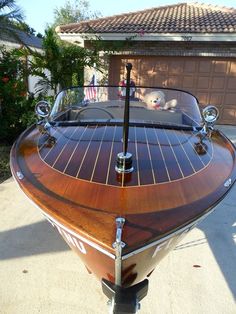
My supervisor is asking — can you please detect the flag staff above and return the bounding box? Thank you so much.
[115,63,133,174]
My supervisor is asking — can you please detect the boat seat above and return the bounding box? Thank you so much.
[75,108,183,124]
[67,101,183,125]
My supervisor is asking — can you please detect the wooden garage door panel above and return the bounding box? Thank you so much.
[156,62,168,72]
[199,60,212,73]
[197,76,210,89]
[168,61,184,74]
[211,77,225,89]
[213,61,229,74]
[227,77,236,90]
[167,76,182,87]
[222,107,236,122]
[184,61,197,72]
[225,93,236,105]
[197,92,209,105]
[209,93,224,106]
[229,62,236,75]
[155,76,168,86]
[182,76,195,88]
[109,56,236,124]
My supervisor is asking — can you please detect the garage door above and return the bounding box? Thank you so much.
[109,56,236,125]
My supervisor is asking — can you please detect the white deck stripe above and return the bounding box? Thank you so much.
[76,125,98,178]
[38,127,57,152]
[63,126,88,173]
[106,126,117,185]
[153,128,171,182]
[41,127,67,159]
[90,125,107,181]
[134,126,141,186]
[181,130,205,166]
[52,127,79,168]
[144,126,156,184]
[164,128,184,178]
[173,130,196,173]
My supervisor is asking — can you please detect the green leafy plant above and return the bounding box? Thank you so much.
[0,145,11,183]
[20,28,101,94]
[0,0,25,44]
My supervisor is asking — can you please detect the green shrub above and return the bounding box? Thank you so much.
[0,145,11,183]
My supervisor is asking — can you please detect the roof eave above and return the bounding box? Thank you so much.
[58,32,236,44]
[0,39,43,51]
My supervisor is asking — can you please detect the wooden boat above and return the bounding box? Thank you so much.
[10,64,236,313]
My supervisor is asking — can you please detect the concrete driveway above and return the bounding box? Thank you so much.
[0,126,236,314]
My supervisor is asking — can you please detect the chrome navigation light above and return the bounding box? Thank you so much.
[35,101,51,118]
[35,101,56,145]
[202,106,219,125]
[195,105,219,155]
[201,105,219,136]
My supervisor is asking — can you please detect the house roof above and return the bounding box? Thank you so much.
[56,2,236,34]
[17,31,43,49]
[0,30,43,49]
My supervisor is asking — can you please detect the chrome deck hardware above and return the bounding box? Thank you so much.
[112,217,126,286]
[16,171,24,180]
[224,178,232,188]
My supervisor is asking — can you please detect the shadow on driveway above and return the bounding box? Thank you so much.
[0,220,69,260]
[198,201,236,299]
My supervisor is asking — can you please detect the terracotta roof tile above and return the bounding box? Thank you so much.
[56,2,236,34]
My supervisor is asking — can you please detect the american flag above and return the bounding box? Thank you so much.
[84,74,97,101]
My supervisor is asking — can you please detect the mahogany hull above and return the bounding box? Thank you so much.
[10,123,236,287]
[40,205,211,287]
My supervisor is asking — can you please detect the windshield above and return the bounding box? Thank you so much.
[50,86,202,127]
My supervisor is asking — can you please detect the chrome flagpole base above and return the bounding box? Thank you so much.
[115,152,134,174]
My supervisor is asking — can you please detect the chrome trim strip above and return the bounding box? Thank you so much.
[113,217,126,286]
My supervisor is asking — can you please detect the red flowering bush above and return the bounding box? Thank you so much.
[0,46,36,143]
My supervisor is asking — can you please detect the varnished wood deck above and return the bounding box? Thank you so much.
[10,124,236,254]
[38,125,213,187]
